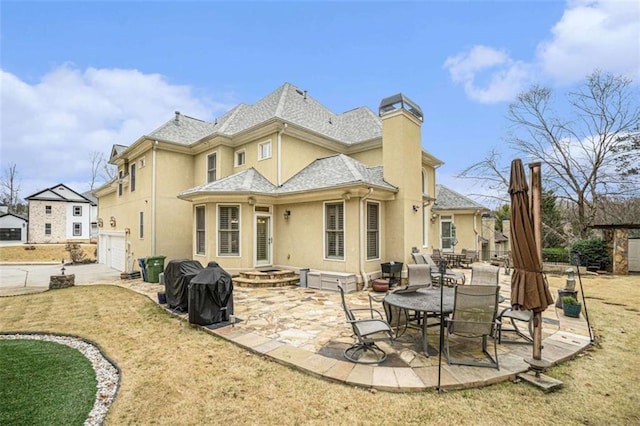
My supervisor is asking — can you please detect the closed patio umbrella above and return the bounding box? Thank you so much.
[509,159,554,361]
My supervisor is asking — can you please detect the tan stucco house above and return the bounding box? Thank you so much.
[94,83,489,282]
[26,184,97,244]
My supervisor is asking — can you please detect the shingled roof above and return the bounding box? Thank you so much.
[179,154,397,198]
[432,184,487,211]
[146,83,382,146]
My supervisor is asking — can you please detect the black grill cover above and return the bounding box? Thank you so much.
[188,262,234,326]
[164,259,203,311]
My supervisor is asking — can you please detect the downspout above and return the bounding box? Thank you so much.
[359,188,374,289]
[473,209,481,251]
[277,123,287,186]
[151,140,158,255]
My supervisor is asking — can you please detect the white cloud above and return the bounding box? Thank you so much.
[0,65,231,198]
[444,46,533,103]
[537,0,640,84]
[444,0,640,103]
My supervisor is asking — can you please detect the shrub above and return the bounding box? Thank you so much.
[570,238,610,269]
[64,243,86,264]
[542,247,569,263]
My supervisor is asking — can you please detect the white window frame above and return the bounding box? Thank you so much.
[207,152,217,183]
[258,140,272,161]
[45,205,52,214]
[195,205,206,256]
[324,201,345,261]
[366,201,380,261]
[235,150,246,167]
[73,206,82,216]
[73,222,82,236]
[217,204,241,257]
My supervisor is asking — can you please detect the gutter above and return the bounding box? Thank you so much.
[151,140,158,256]
[359,188,374,289]
[473,209,481,251]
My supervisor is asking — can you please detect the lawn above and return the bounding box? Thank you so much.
[0,276,638,425]
[0,339,97,425]
[0,243,97,263]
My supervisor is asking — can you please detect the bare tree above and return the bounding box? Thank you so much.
[457,149,511,207]
[460,71,640,239]
[89,151,116,189]
[1,163,21,213]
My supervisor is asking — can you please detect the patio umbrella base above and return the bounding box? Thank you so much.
[518,370,563,393]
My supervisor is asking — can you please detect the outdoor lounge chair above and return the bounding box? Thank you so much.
[338,282,394,364]
[444,284,501,370]
[470,264,500,285]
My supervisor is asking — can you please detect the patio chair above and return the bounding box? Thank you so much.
[498,307,533,344]
[338,282,394,364]
[411,252,427,264]
[460,249,478,268]
[444,284,501,370]
[470,264,500,285]
[423,254,466,285]
[407,264,432,287]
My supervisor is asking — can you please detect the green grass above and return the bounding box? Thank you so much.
[0,339,97,426]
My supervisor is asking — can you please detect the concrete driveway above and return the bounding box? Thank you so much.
[0,263,122,296]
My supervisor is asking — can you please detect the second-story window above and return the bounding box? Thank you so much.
[258,140,271,160]
[235,150,245,167]
[73,206,82,216]
[118,170,124,196]
[45,205,52,214]
[207,153,217,183]
[130,163,136,192]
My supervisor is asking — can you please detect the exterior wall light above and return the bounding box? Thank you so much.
[109,216,116,227]
[283,210,291,220]
[98,218,104,227]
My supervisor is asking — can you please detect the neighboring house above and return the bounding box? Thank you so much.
[95,83,484,281]
[0,211,28,245]
[81,191,99,242]
[431,185,491,254]
[26,184,97,244]
[479,213,511,261]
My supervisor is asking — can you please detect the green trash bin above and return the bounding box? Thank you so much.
[146,256,166,283]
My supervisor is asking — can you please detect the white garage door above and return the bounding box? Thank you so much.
[98,232,126,272]
[629,239,640,272]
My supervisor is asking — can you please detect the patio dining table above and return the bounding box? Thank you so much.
[384,287,455,357]
[444,253,466,268]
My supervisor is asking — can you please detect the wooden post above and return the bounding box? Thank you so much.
[529,162,543,361]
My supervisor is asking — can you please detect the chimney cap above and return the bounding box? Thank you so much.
[379,93,423,121]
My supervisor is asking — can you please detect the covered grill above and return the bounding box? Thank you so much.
[188,262,234,326]
[163,259,203,311]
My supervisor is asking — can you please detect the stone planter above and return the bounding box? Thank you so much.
[49,274,75,289]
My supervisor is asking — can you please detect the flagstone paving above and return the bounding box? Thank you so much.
[115,268,592,392]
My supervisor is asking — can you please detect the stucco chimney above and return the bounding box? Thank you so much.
[379,93,424,266]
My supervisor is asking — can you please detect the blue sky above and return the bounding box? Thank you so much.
[2,1,639,205]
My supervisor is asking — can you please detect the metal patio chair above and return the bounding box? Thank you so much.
[444,284,501,370]
[338,282,394,364]
[470,264,500,286]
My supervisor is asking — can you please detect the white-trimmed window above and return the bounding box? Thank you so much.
[73,206,82,216]
[45,223,51,235]
[139,212,144,239]
[118,170,124,196]
[366,202,379,260]
[218,205,240,256]
[130,163,136,192]
[45,205,52,214]
[235,150,246,167]
[73,223,82,236]
[207,153,217,183]
[196,205,205,255]
[258,140,272,160]
[325,202,344,259]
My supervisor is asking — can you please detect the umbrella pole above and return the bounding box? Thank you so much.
[530,162,544,361]
[437,259,446,393]
[573,255,594,342]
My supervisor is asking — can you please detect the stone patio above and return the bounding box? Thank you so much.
[118,268,593,392]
